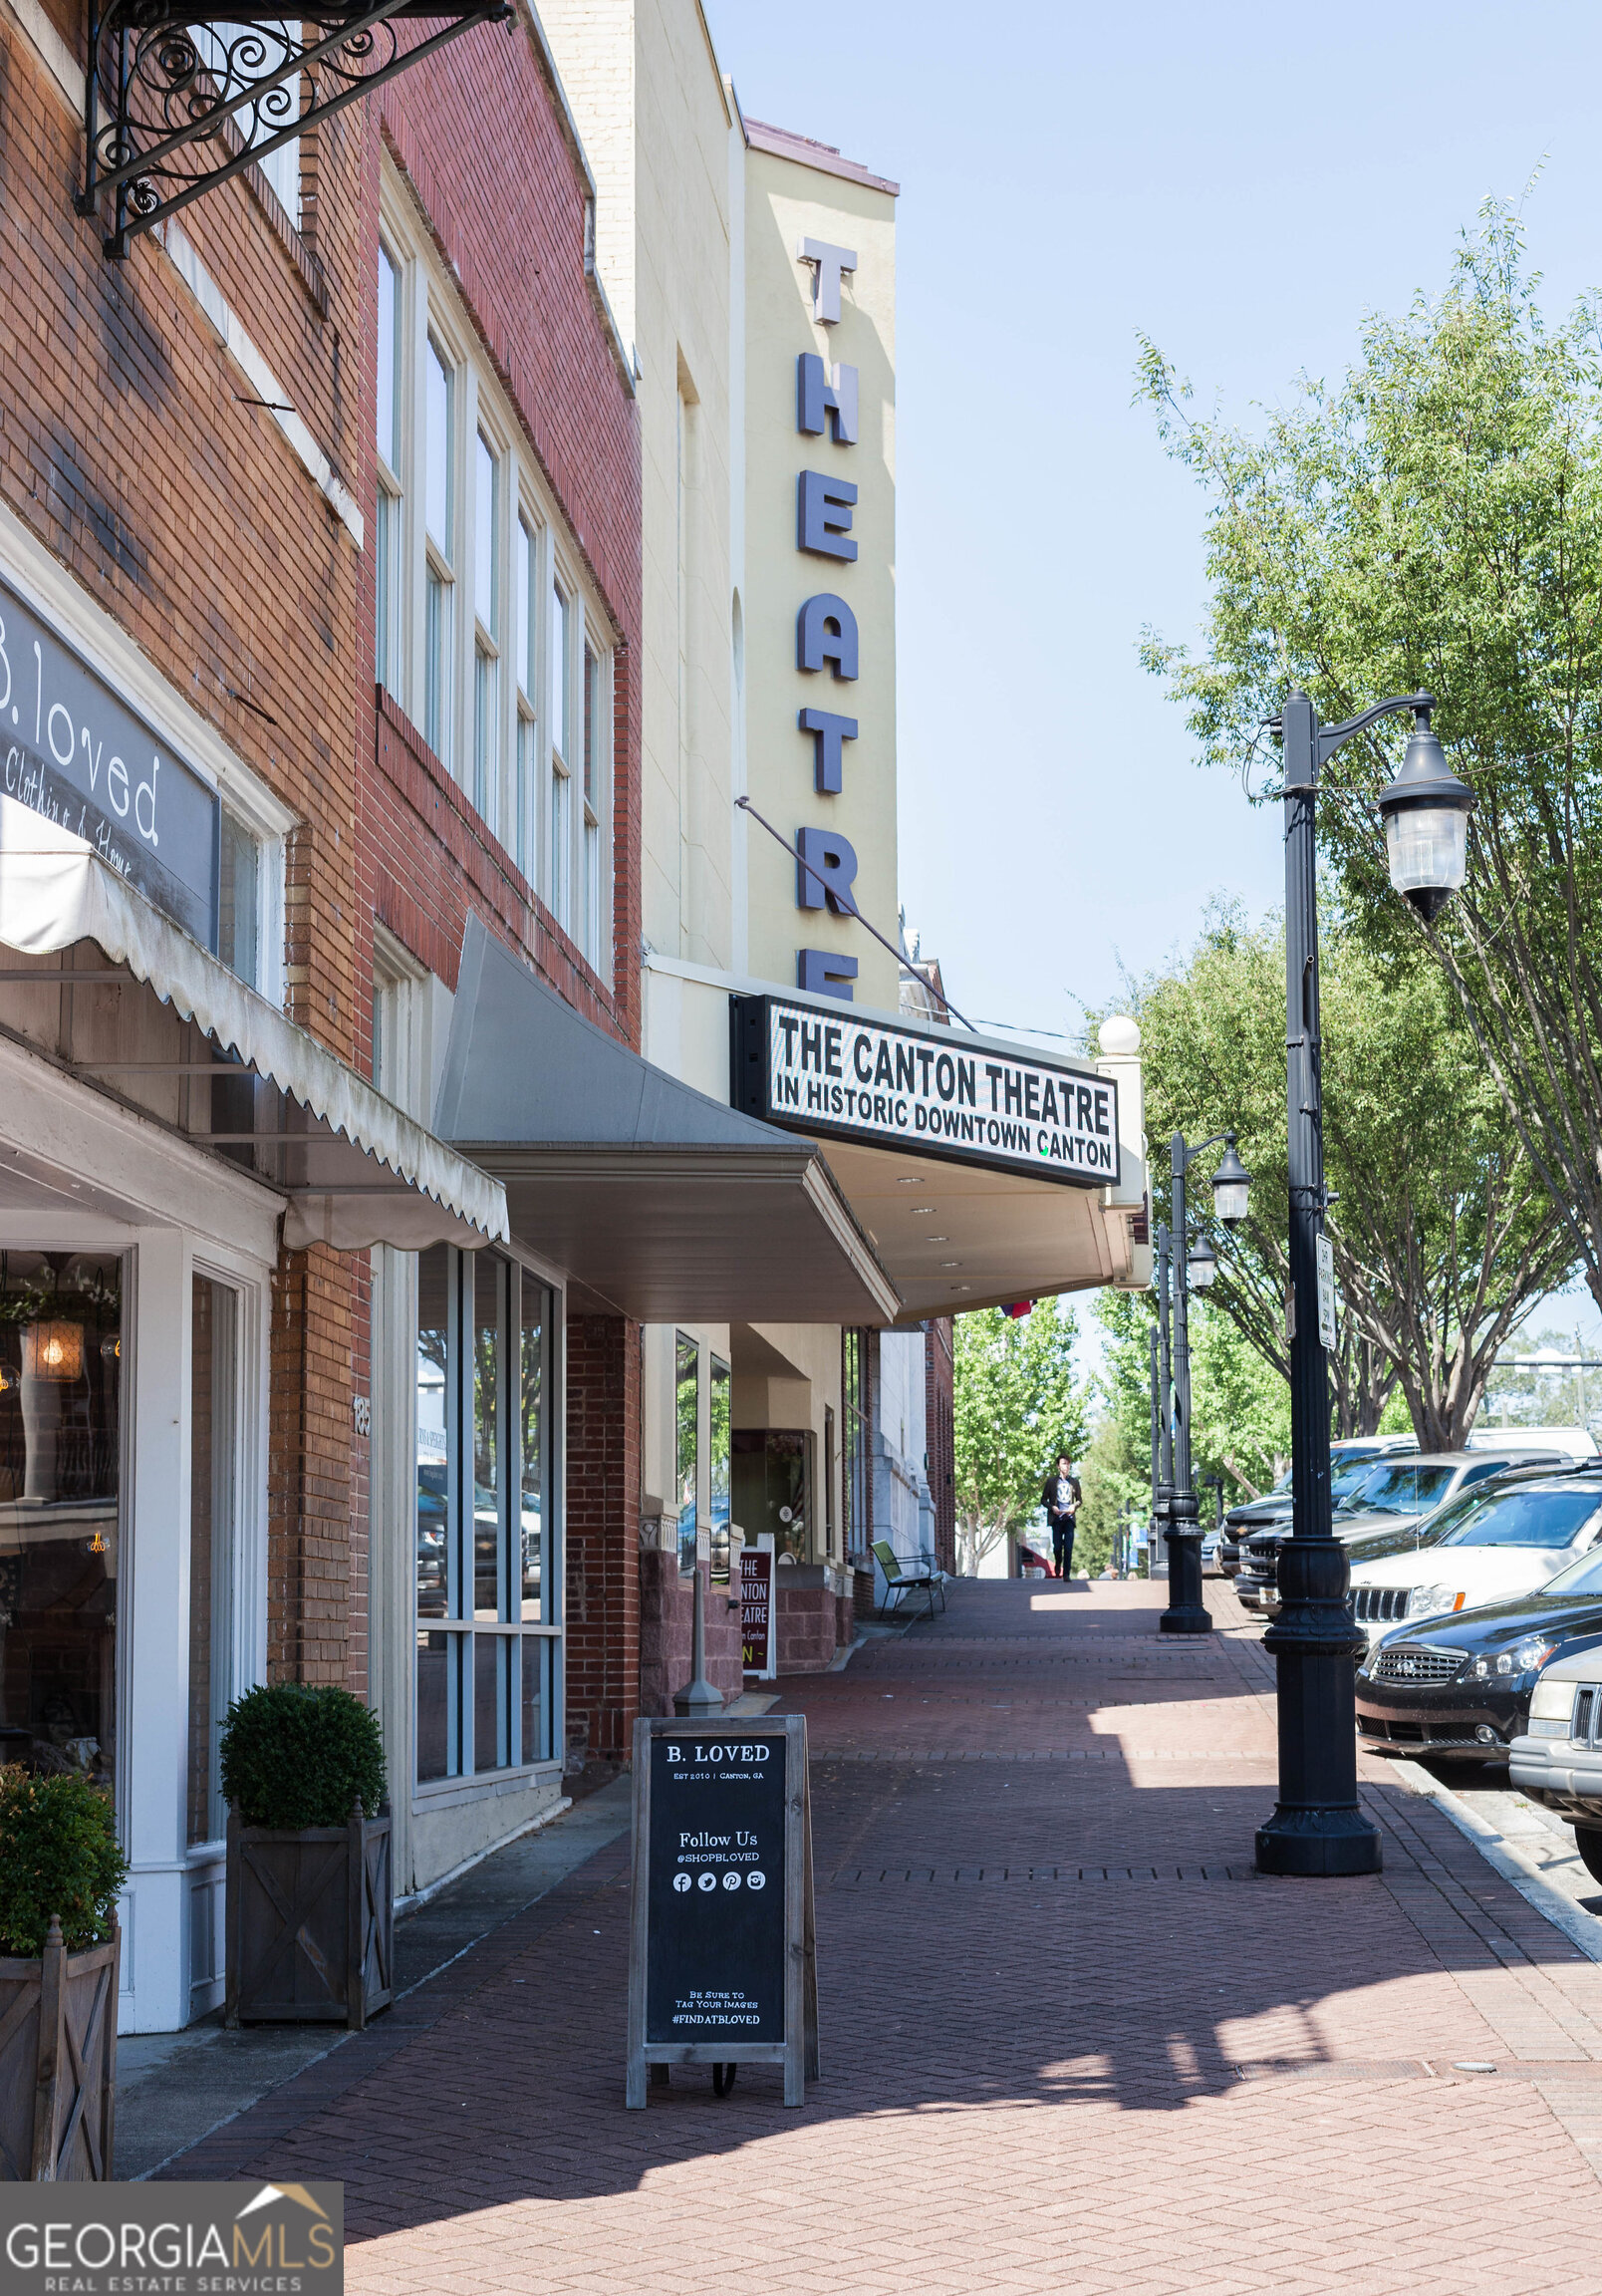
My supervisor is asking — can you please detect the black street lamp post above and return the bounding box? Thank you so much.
[1148,1320,1165,1580]
[1256,690,1473,1876]
[1161,1132,1252,1637]
[1152,1227,1174,1577]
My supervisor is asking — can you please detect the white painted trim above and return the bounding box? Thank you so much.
[0,1035,284,1261]
[159,221,363,547]
[394,1790,571,1914]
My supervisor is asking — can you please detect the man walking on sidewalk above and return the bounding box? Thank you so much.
[1042,1454,1081,1581]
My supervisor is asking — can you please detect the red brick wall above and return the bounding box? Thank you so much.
[0,24,377,1694]
[0,0,640,1717]
[639,1556,744,1721]
[564,1314,642,1763]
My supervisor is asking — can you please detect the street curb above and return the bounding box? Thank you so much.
[1388,1758,1602,1966]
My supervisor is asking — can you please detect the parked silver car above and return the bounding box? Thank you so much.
[1510,1633,1602,1884]
[1236,1450,1564,1617]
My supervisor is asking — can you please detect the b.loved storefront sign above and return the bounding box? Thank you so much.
[732,994,1119,1187]
[0,572,219,946]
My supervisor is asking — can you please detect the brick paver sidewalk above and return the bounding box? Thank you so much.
[166,1578,1602,2294]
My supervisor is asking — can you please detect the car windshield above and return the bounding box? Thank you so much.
[1332,1453,1392,1505]
[1434,1486,1602,1550]
[1348,1462,1456,1516]
[1538,1543,1602,1596]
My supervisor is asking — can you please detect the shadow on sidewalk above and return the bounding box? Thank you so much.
[155,1584,1567,2229]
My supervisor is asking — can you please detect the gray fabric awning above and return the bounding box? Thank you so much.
[435,918,900,1321]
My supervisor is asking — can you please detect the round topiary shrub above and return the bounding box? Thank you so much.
[0,1768,130,1958]
[220,1685,387,1830]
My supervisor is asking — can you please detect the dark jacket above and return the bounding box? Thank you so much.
[1042,1475,1081,1528]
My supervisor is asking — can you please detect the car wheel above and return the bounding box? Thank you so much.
[1576,1828,1602,1887]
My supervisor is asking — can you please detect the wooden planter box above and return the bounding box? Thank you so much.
[225,1807,393,2029]
[0,1919,119,2180]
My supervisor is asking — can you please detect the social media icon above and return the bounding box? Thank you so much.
[697,1871,716,1891]
[721,1871,741,1889]
[672,1872,691,1893]
[747,1870,766,1890]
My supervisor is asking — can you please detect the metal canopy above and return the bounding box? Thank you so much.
[79,0,508,258]
[814,1133,1120,1326]
[0,794,506,1252]
[436,919,900,1323]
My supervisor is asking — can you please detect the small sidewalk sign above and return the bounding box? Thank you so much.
[626,1712,818,2108]
[740,1532,776,1679]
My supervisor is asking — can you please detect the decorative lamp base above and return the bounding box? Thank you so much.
[1254,1805,1383,1877]
[1159,1524,1212,1637]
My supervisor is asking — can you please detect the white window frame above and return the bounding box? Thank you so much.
[375,234,405,701]
[379,167,615,986]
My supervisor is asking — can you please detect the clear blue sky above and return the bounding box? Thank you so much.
[703,0,1602,1052]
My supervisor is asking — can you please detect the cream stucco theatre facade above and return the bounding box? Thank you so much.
[542,1,1149,1643]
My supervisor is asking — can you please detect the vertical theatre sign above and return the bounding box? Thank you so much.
[793,236,864,1003]
[627,1714,818,2107]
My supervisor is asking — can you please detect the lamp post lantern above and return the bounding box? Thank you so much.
[1161,1131,1250,1637]
[1256,688,1472,1877]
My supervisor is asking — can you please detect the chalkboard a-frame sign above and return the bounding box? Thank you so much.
[627,1712,818,2107]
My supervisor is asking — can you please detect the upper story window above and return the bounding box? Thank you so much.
[376,181,615,984]
[216,805,261,989]
[194,22,299,223]
[376,242,402,699]
[549,578,571,934]
[472,432,500,833]
[514,513,538,887]
[422,335,455,768]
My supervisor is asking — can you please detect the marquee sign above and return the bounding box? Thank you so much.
[731,994,1119,1189]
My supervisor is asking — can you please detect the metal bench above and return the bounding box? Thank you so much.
[872,1539,946,1621]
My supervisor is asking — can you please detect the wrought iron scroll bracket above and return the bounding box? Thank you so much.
[78,0,510,259]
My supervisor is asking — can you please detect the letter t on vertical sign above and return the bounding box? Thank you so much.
[796,239,857,324]
[798,708,857,794]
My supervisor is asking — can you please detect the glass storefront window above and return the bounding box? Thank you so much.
[732,1429,812,1565]
[415,1246,556,1784]
[0,1253,122,1788]
[416,1246,450,1623]
[520,1271,545,1619]
[708,1357,730,1584]
[675,1333,698,1577]
[473,1255,503,1622]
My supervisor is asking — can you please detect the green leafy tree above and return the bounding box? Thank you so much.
[1127,906,1574,1448]
[952,1303,1087,1575]
[1084,1286,1292,1551]
[1137,201,1601,1332]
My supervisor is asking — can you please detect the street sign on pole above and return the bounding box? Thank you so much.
[626,1713,818,2108]
[1316,1234,1337,1352]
